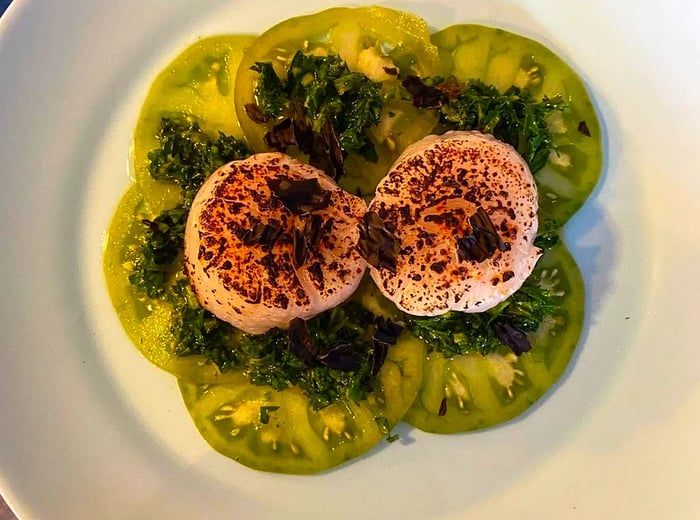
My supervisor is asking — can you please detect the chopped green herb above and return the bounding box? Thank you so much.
[406,278,556,357]
[128,205,187,298]
[242,303,383,410]
[147,117,250,206]
[246,51,384,174]
[250,62,286,119]
[534,216,560,251]
[402,76,567,173]
[259,405,280,425]
[285,52,349,132]
[167,277,238,371]
[127,117,251,358]
[130,112,248,299]
[331,71,383,161]
[165,288,389,411]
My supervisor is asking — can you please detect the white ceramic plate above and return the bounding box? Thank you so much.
[1,0,699,518]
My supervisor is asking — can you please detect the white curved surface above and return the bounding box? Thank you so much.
[0,0,698,518]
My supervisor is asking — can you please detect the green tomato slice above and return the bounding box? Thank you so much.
[105,36,257,383]
[403,243,584,433]
[132,35,255,203]
[233,6,441,194]
[103,184,240,383]
[178,328,425,474]
[431,25,603,224]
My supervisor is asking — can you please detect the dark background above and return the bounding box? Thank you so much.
[0,0,11,16]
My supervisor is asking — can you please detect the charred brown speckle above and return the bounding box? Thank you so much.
[430,261,446,273]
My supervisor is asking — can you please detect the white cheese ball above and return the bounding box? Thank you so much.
[184,153,367,334]
[367,131,541,316]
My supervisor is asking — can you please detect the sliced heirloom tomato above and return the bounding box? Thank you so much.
[104,36,258,383]
[234,6,441,194]
[403,243,584,433]
[431,25,603,224]
[133,35,255,206]
[103,185,240,383]
[178,284,425,474]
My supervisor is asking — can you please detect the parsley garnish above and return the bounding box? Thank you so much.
[129,118,250,298]
[250,62,287,119]
[406,279,556,357]
[534,216,560,251]
[142,270,390,411]
[167,277,238,371]
[241,303,384,411]
[403,76,567,173]
[246,52,384,176]
[128,205,187,298]
[147,117,250,207]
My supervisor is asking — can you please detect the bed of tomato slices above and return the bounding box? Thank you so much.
[103,6,602,473]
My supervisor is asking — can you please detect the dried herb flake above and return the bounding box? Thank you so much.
[357,211,400,272]
[260,405,280,425]
[457,208,509,263]
[267,177,332,215]
[438,397,448,416]
[491,319,532,355]
[318,343,361,371]
[577,120,591,137]
[288,317,318,367]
